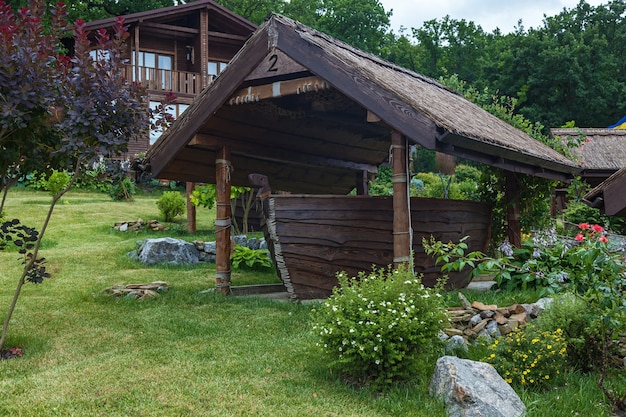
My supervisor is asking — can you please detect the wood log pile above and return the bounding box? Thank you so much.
[113,219,166,232]
[105,281,168,299]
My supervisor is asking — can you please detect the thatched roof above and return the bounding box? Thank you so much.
[145,14,579,194]
[550,128,626,170]
[584,166,626,218]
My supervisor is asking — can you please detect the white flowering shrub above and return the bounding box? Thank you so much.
[311,265,449,388]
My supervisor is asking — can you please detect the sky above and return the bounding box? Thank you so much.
[379,0,608,34]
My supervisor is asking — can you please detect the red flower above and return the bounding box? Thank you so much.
[575,234,585,242]
[592,224,604,233]
[599,236,608,243]
[579,223,590,230]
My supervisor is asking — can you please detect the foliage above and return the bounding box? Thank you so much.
[532,294,607,373]
[0,0,147,352]
[156,191,185,222]
[426,224,626,408]
[311,264,449,389]
[563,200,626,236]
[481,326,567,389]
[412,145,436,173]
[368,165,393,196]
[108,175,136,201]
[231,245,272,271]
[44,170,71,197]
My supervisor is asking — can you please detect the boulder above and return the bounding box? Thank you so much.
[138,237,200,265]
[430,356,526,417]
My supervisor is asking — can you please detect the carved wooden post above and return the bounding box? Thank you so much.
[391,131,411,268]
[215,147,232,294]
[186,182,196,233]
[505,172,522,248]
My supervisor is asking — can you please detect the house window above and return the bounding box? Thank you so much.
[89,49,110,63]
[133,52,173,90]
[208,60,228,79]
[149,102,189,144]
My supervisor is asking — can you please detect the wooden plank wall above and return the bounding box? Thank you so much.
[260,195,492,299]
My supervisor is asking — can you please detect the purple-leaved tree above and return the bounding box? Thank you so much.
[0,0,148,352]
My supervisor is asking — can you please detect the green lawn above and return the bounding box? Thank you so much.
[0,189,620,416]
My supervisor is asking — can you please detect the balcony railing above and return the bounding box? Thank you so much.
[125,65,204,95]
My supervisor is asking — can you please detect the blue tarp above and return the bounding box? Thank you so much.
[608,116,626,129]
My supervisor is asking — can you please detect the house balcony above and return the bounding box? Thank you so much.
[125,65,208,96]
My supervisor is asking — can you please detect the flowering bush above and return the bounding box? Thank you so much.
[482,326,567,389]
[311,265,449,388]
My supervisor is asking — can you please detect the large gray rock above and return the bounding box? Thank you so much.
[138,238,200,265]
[430,356,526,417]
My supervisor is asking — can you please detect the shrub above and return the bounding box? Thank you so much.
[532,294,607,373]
[231,246,272,271]
[45,170,71,196]
[156,191,186,222]
[481,325,567,389]
[108,176,136,201]
[311,265,449,389]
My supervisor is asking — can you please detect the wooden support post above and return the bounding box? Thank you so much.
[505,172,522,248]
[391,131,411,268]
[215,147,232,294]
[355,170,369,195]
[186,182,196,233]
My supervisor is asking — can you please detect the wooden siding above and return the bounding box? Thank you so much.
[259,195,492,300]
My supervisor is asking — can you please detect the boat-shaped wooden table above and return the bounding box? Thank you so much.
[255,195,492,300]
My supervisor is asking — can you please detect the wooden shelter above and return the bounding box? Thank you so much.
[550,128,626,187]
[584,167,626,218]
[144,14,580,296]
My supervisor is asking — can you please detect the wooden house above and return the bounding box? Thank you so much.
[550,128,626,188]
[144,14,580,299]
[81,0,257,158]
[584,167,626,218]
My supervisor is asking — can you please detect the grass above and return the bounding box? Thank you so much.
[0,189,622,416]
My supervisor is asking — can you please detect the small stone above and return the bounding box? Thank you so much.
[472,301,498,311]
[498,323,513,335]
[508,304,526,315]
[472,319,490,333]
[119,223,128,232]
[458,292,472,310]
[446,335,469,353]
[534,297,554,312]
[469,314,483,327]
[444,328,465,337]
[480,310,496,319]
[496,307,511,317]
[522,303,540,319]
[509,312,527,326]
[494,311,509,325]
[485,320,501,337]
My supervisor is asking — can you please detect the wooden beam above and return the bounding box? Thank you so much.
[207,31,249,42]
[186,182,196,233]
[190,133,379,173]
[215,147,232,295]
[139,21,199,35]
[391,131,411,268]
[227,76,329,105]
[505,172,522,248]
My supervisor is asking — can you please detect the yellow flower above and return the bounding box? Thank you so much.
[544,375,550,379]
[531,338,539,344]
